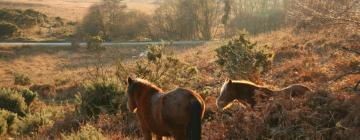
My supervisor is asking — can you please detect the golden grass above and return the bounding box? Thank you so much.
[0,0,156,21]
[0,26,359,139]
[0,43,208,87]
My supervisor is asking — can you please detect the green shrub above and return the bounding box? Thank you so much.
[19,110,52,135]
[76,80,126,119]
[133,45,199,89]
[200,86,213,100]
[0,116,6,136]
[86,36,104,51]
[0,109,21,136]
[19,89,37,106]
[215,34,273,79]
[14,73,31,86]
[0,22,18,38]
[0,88,28,117]
[61,124,106,140]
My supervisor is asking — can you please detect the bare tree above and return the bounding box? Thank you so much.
[287,0,360,27]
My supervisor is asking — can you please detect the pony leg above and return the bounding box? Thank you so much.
[156,135,162,140]
[173,131,186,140]
[141,128,152,140]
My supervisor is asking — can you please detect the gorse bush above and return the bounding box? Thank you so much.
[19,89,37,106]
[61,124,106,140]
[0,22,18,38]
[0,110,20,136]
[216,34,273,79]
[14,73,31,86]
[0,88,28,117]
[76,80,126,119]
[0,109,51,136]
[19,110,52,135]
[87,36,104,52]
[134,45,198,89]
[0,88,37,117]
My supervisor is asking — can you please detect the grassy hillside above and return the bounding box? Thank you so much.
[0,24,359,139]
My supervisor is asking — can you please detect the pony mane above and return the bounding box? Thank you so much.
[220,80,262,97]
[134,78,163,92]
[231,80,259,86]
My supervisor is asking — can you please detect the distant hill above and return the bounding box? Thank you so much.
[0,0,157,21]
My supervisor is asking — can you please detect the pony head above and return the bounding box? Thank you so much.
[126,77,162,113]
[216,79,235,110]
[126,77,138,113]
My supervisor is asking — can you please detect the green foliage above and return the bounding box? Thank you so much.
[216,34,273,79]
[19,89,37,106]
[61,124,106,140]
[152,0,220,40]
[14,73,31,86]
[0,88,28,117]
[19,110,52,135]
[76,80,126,119]
[86,36,104,51]
[0,22,18,38]
[0,109,21,136]
[134,45,198,89]
[200,86,213,100]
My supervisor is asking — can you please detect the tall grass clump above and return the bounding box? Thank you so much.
[0,110,21,136]
[14,73,31,86]
[215,33,273,79]
[61,124,106,140]
[0,88,37,117]
[19,110,52,135]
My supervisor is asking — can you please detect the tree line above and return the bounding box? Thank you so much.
[77,0,360,41]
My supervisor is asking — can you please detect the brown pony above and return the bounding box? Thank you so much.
[216,79,312,110]
[126,77,205,140]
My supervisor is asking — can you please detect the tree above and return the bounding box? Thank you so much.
[222,0,231,39]
[152,0,221,40]
[81,5,105,37]
[79,0,150,41]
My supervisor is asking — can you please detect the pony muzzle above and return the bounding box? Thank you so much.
[216,100,232,110]
[132,108,138,113]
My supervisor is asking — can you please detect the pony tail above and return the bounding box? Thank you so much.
[187,99,202,140]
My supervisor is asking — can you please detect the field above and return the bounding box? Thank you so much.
[1,26,359,139]
[0,0,360,139]
[0,0,157,21]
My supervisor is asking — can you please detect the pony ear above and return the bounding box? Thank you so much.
[228,79,232,84]
[127,77,133,85]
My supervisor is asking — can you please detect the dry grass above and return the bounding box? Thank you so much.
[1,25,359,139]
[0,0,157,21]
